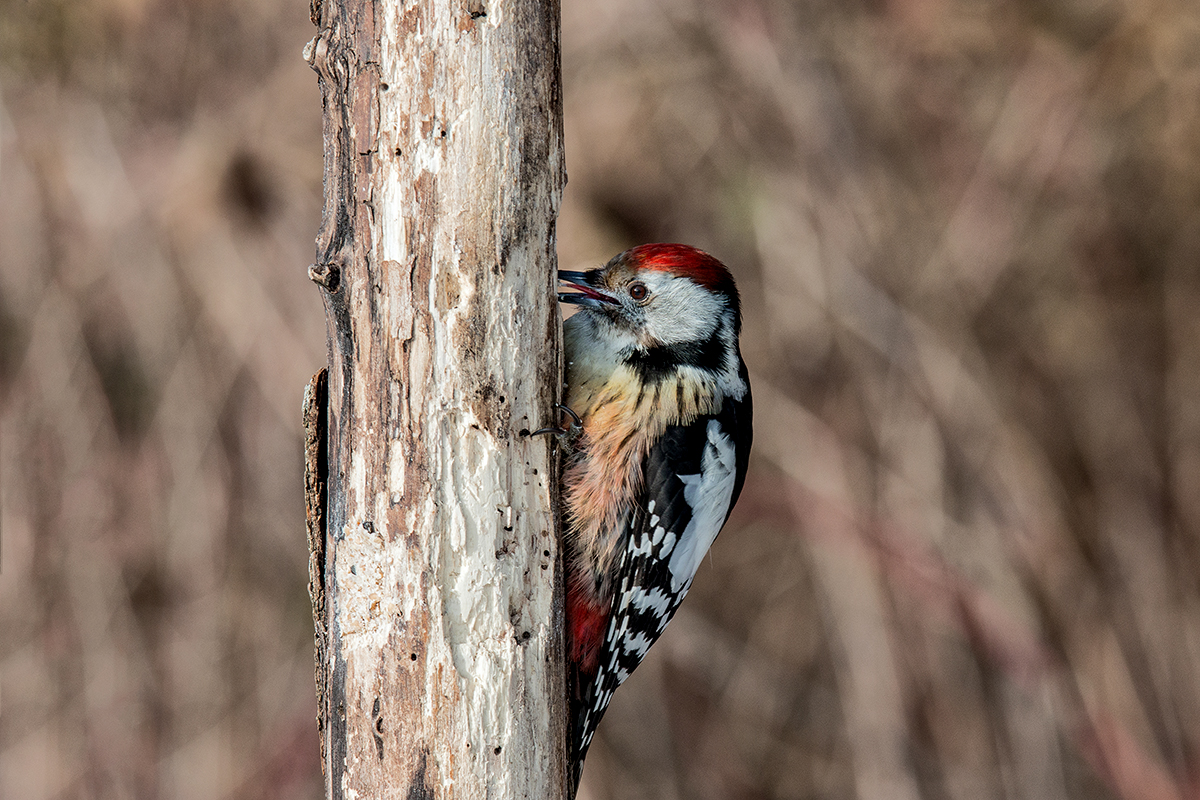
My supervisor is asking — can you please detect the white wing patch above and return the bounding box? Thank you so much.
[667,419,737,593]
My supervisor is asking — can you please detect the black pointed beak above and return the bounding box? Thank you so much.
[558,270,618,307]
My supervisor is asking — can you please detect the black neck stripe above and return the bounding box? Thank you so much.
[624,330,727,384]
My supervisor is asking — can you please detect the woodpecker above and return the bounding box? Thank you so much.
[555,243,752,793]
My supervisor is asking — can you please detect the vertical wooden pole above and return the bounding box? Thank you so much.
[302,0,566,796]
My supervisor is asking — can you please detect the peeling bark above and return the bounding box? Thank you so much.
[303,1,566,796]
[304,367,330,774]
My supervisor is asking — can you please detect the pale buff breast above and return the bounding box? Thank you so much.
[562,361,720,583]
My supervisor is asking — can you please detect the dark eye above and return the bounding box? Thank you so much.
[629,282,649,301]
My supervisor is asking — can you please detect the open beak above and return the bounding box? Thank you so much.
[558,270,618,307]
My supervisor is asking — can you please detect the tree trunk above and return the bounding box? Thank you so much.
[302,0,566,796]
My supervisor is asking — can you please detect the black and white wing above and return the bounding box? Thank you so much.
[571,389,752,783]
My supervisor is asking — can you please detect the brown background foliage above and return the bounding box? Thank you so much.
[3,0,1199,798]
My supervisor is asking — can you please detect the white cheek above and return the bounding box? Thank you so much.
[644,279,722,345]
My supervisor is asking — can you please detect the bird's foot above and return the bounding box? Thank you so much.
[531,403,583,437]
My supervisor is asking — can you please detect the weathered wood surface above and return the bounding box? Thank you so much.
[303,0,566,796]
[303,368,330,778]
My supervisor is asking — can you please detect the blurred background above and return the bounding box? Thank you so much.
[3,0,1200,798]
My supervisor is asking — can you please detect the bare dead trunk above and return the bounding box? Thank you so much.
[302,0,566,796]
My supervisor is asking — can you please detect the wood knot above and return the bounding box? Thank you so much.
[302,35,322,68]
[303,32,343,86]
[308,262,341,293]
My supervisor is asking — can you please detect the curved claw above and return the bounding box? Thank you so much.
[531,403,583,437]
[557,403,583,429]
